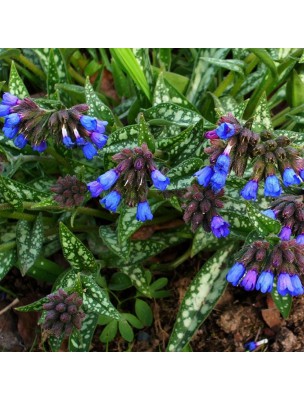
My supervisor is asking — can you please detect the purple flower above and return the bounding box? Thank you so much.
[79,116,97,131]
[215,123,235,140]
[13,134,27,149]
[194,166,214,187]
[240,270,258,291]
[290,275,304,296]
[136,201,153,222]
[151,170,170,191]
[210,171,227,192]
[76,137,87,146]
[205,130,219,139]
[87,180,103,197]
[277,273,294,296]
[256,271,274,293]
[262,209,276,219]
[282,168,301,187]
[3,126,18,139]
[82,143,98,160]
[226,262,246,286]
[0,104,11,117]
[100,191,121,212]
[264,175,282,197]
[90,132,108,149]
[279,226,292,241]
[214,154,230,174]
[32,141,47,152]
[4,113,21,127]
[296,234,304,245]
[2,92,19,106]
[97,169,119,191]
[211,215,230,238]
[240,180,258,201]
[96,120,108,134]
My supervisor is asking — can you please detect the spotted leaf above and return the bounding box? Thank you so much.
[9,61,29,99]
[68,313,99,352]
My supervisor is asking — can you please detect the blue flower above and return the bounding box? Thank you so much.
[215,123,235,140]
[264,175,282,197]
[296,234,304,245]
[2,92,19,106]
[300,170,304,180]
[82,143,98,160]
[194,166,214,187]
[136,201,153,222]
[3,126,18,139]
[87,180,104,197]
[62,136,74,148]
[90,132,108,149]
[100,191,121,212]
[214,154,230,174]
[240,270,258,291]
[282,168,301,187]
[98,169,119,191]
[290,275,304,296]
[262,209,276,219]
[0,104,11,117]
[32,141,47,152]
[13,134,27,149]
[4,113,21,127]
[211,215,230,238]
[256,271,274,293]
[240,180,258,200]
[244,341,258,351]
[279,226,292,241]
[226,262,246,286]
[80,116,97,131]
[76,137,87,146]
[151,170,170,191]
[96,120,108,134]
[277,273,294,296]
[210,171,227,192]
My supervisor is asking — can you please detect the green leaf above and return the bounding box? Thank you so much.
[272,281,292,319]
[16,296,48,312]
[16,214,44,276]
[248,48,278,78]
[155,48,171,70]
[121,264,152,297]
[69,313,99,352]
[103,125,139,154]
[59,222,97,273]
[200,57,246,75]
[191,227,224,257]
[118,319,134,342]
[286,70,304,107]
[0,249,17,280]
[9,61,29,99]
[137,112,155,152]
[166,158,202,190]
[49,335,63,352]
[251,92,273,132]
[81,274,120,320]
[245,202,281,237]
[99,320,118,343]
[85,77,114,125]
[122,313,144,329]
[144,103,202,127]
[0,176,49,210]
[47,49,60,96]
[27,257,64,283]
[132,48,153,93]
[108,272,132,291]
[99,225,130,260]
[135,299,153,327]
[111,48,151,101]
[52,269,78,291]
[167,244,237,352]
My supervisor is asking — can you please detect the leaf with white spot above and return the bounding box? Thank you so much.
[15,296,48,312]
[81,274,120,320]
[16,214,44,276]
[68,313,99,352]
[59,223,97,273]
[47,49,60,96]
[9,61,29,99]
[251,92,273,132]
[138,112,155,152]
[167,244,238,352]
[85,77,114,125]
[245,202,281,237]
[99,225,130,260]
[121,264,152,297]
[144,103,202,127]
[166,157,203,190]
[103,125,139,154]
[52,269,78,292]
[191,227,231,258]
[0,249,17,280]
[271,281,292,319]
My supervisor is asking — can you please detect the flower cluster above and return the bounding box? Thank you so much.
[0,92,108,159]
[194,113,304,200]
[50,175,87,207]
[226,239,304,296]
[87,143,170,222]
[182,184,230,238]
[42,289,85,337]
[262,195,304,242]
